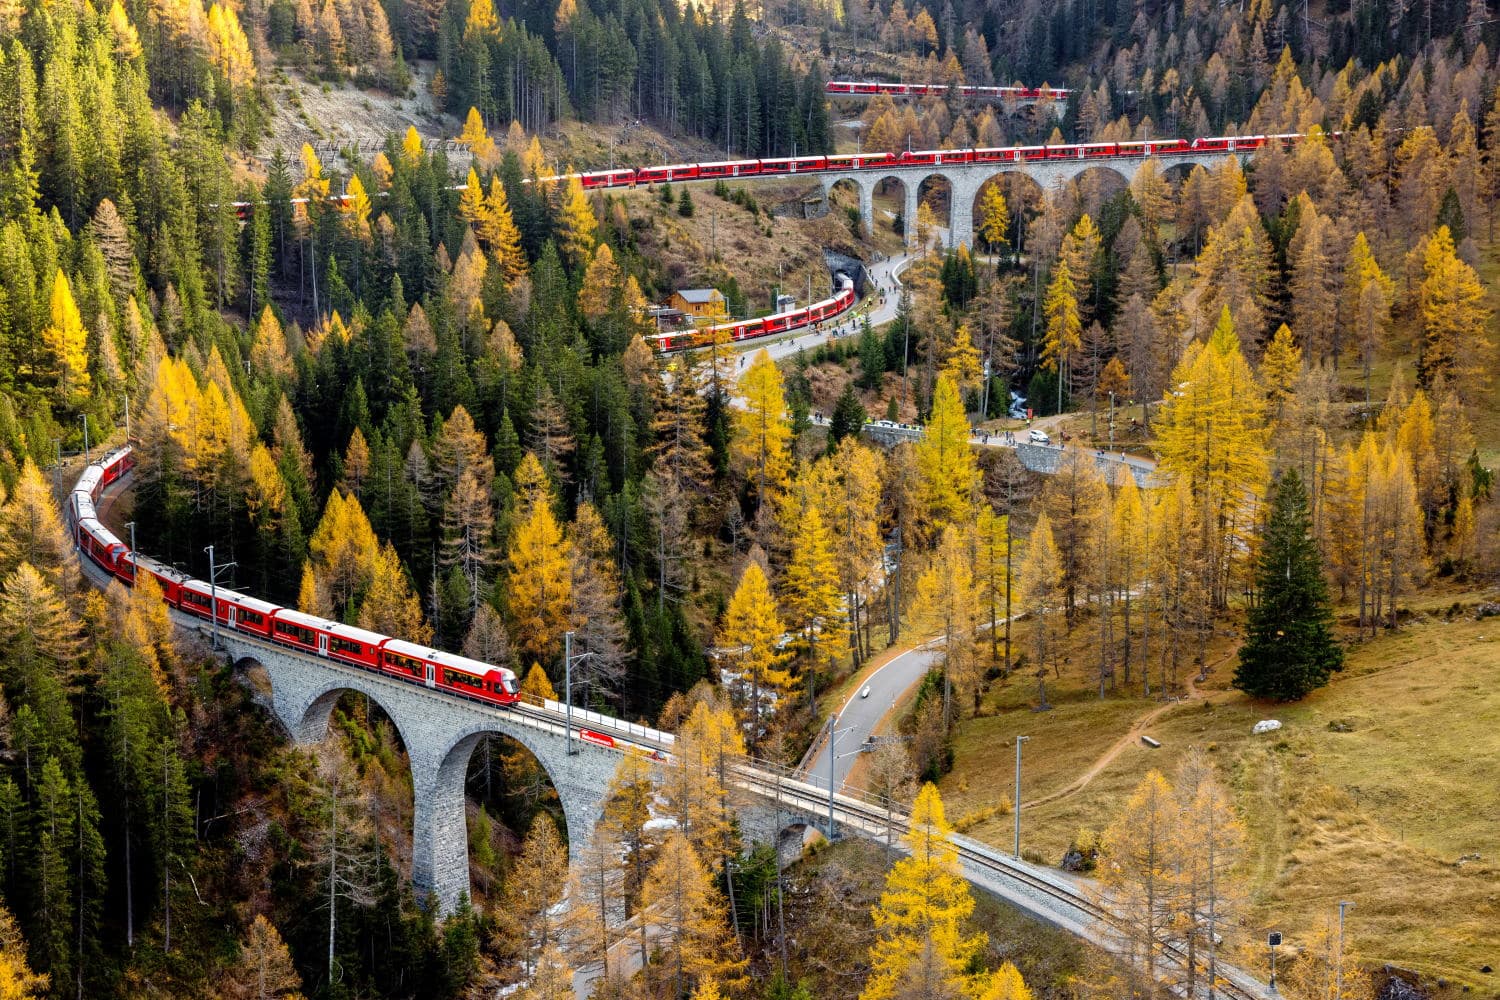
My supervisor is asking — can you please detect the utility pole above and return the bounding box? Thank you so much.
[826,713,838,837]
[1013,736,1029,859]
[123,392,131,440]
[80,414,90,465]
[563,631,593,756]
[1336,902,1354,999]
[565,631,575,755]
[125,522,136,579]
[204,545,237,649]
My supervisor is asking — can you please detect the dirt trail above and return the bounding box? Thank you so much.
[1020,651,1235,811]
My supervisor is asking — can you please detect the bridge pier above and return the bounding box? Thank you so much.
[216,630,622,915]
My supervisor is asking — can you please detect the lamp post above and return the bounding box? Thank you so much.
[1013,735,1029,859]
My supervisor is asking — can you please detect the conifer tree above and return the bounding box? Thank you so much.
[42,270,90,409]
[717,562,790,749]
[638,830,746,996]
[555,174,598,267]
[221,915,306,1000]
[501,814,568,970]
[781,495,844,710]
[1040,264,1081,412]
[1235,470,1342,701]
[911,526,979,727]
[731,350,791,513]
[915,375,977,534]
[1418,225,1492,404]
[0,900,47,998]
[1098,770,1179,992]
[507,462,572,668]
[860,784,984,1000]
[357,542,431,643]
[0,460,76,592]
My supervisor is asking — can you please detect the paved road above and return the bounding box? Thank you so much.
[804,639,941,792]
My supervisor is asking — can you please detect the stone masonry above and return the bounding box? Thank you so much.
[822,148,1246,250]
[214,628,621,914]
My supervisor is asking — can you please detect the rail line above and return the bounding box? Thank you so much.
[826,80,1071,102]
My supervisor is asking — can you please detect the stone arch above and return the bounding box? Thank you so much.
[916,172,955,245]
[967,171,1048,258]
[297,683,420,754]
[1159,160,1202,186]
[871,175,913,240]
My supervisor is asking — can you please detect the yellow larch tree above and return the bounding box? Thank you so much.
[1172,753,1246,996]
[1097,770,1180,993]
[638,830,746,998]
[1041,262,1082,412]
[731,350,792,511]
[501,814,569,969]
[1018,513,1060,699]
[308,490,380,618]
[1060,213,1101,320]
[0,902,48,999]
[941,323,982,397]
[340,174,371,242]
[818,439,885,662]
[779,491,845,711]
[979,963,1034,1000]
[356,542,431,643]
[1259,323,1302,422]
[977,184,1010,252]
[972,505,1012,672]
[297,562,332,617]
[1418,225,1492,406]
[1342,232,1392,400]
[860,783,985,1000]
[717,561,791,749]
[577,242,622,323]
[911,525,979,726]
[0,459,77,593]
[401,125,424,164]
[1154,308,1268,608]
[250,306,293,380]
[483,177,526,281]
[220,914,305,1000]
[42,270,90,408]
[915,375,978,535]
[205,3,255,88]
[457,107,499,169]
[521,661,557,699]
[506,463,573,668]
[555,173,598,268]
[458,167,486,229]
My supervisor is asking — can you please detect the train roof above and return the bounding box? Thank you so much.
[272,609,389,646]
[76,518,125,549]
[179,582,281,616]
[382,639,513,678]
[76,466,103,494]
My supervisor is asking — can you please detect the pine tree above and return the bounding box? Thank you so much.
[860,784,984,1000]
[1234,469,1342,701]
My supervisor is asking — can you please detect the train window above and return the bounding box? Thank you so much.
[183,591,210,609]
[330,637,364,657]
[384,652,423,677]
[238,610,264,627]
[444,669,484,690]
[274,620,317,646]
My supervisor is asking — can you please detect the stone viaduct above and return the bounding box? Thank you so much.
[820,147,1240,250]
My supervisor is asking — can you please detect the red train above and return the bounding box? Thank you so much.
[229,134,1310,220]
[647,273,857,352]
[825,80,1072,101]
[68,447,521,708]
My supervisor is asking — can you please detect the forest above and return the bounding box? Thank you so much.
[0,0,1496,988]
